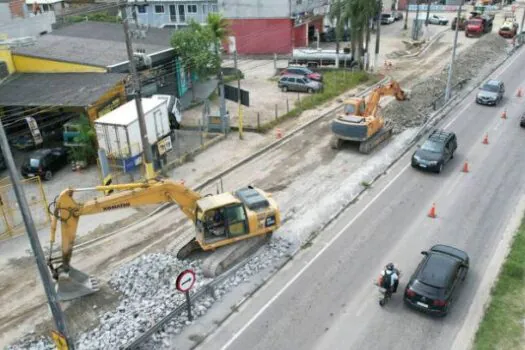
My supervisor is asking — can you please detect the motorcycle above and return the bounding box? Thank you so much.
[374,269,401,307]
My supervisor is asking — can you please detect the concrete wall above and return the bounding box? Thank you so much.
[134,1,217,28]
[0,11,55,38]
[227,18,293,54]
[13,54,106,73]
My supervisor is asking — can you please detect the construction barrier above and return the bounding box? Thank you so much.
[0,176,50,241]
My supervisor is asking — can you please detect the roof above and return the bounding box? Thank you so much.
[13,22,174,67]
[94,98,165,126]
[418,254,458,288]
[197,193,241,212]
[0,73,127,107]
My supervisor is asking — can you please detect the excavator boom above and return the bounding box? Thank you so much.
[48,178,201,300]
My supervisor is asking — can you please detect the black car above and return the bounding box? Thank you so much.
[476,79,505,106]
[404,244,469,316]
[21,147,68,181]
[520,113,525,127]
[411,129,457,173]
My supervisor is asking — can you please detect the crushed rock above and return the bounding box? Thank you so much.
[384,34,510,134]
[7,239,293,350]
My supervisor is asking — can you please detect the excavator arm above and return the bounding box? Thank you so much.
[47,178,201,300]
[364,81,408,117]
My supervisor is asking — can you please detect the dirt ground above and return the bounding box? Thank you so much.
[0,24,489,348]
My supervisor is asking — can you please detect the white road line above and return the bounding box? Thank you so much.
[219,48,525,350]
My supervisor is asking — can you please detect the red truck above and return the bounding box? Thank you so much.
[465,13,493,37]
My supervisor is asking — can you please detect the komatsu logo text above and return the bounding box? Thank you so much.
[102,203,131,211]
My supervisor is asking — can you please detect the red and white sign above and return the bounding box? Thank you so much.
[176,269,196,292]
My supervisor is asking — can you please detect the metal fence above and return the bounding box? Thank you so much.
[0,176,50,241]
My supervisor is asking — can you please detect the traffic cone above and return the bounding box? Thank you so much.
[501,109,507,119]
[276,128,283,139]
[428,203,437,218]
[517,88,522,97]
[482,133,489,144]
[461,160,469,173]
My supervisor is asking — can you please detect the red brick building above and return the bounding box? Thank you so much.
[221,0,328,55]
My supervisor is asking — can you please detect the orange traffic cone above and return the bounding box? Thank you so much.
[276,128,283,139]
[501,109,507,119]
[428,203,437,218]
[482,133,489,145]
[461,160,469,173]
[517,88,523,97]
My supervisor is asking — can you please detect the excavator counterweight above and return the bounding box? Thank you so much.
[48,178,281,301]
[330,80,408,153]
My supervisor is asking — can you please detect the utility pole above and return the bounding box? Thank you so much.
[374,0,382,70]
[233,51,243,140]
[218,71,227,135]
[425,0,431,27]
[121,5,156,179]
[0,123,74,349]
[414,0,421,40]
[404,0,410,30]
[445,2,462,102]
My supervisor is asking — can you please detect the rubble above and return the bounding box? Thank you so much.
[385,34,510,134]
[7,239,292,350]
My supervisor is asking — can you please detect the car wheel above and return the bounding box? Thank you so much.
[282,86,288,92]
[437,163,444,174]
[379,299,385,307]
[44,170,53,181]
[307,88,314,94]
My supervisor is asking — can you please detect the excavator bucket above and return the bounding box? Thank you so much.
[55,266,100,301]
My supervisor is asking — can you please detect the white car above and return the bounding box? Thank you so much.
[427,15,449,25]
[380,13,395,25]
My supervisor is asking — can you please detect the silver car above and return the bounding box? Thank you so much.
[278,74,323,93]
[476,79,505,106]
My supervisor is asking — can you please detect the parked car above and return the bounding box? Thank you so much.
[393,11,403,21]
[278,74,323,93]
[427,14,449,25]
[404,244,469,316]
[21,147,68,181]
[476,79,505,106]
[498,20,519,38]
[280,66,323,82]
[411,129,457,174]
[380,13,395,25]
[520,113,525,128]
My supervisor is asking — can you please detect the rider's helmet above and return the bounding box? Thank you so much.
[386,263,395,271]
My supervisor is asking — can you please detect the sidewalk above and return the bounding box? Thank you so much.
[180,78,218,111]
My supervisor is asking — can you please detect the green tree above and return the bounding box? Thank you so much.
[206,13,232,58]
[170,21,220,101]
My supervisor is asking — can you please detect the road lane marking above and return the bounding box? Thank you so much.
[219,48,525,350]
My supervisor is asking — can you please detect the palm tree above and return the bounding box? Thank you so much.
[206,13,232,60]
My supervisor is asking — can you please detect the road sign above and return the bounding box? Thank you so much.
[176,269,196,292]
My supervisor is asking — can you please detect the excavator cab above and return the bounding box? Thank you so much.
[342,98,366,117]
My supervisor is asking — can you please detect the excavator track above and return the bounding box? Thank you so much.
[201,233,273,278]
[358,125,393,154]
[170,230,201,260]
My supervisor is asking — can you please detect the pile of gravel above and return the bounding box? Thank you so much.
[385,34,510,134]
[7,238,293,350]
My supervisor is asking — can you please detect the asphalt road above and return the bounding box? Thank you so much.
[197,47,525,350]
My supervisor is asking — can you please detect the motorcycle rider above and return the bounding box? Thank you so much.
[378,263,399,295]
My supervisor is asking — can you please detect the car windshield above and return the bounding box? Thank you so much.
[381,14,390,18]
[303,77,312,84]
[29,158,40,167]
[421,140,443,153]
[481,83,499,92]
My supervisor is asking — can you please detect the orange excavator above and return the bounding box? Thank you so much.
[330,81,408,153]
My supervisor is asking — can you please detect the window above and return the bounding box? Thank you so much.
[187,4,197,13]
[296,0,302,4]
[29,158,40,167]
[211,4,218,12]
[155,5,164,13]
[137,5,147,13]
[225,205,247,237]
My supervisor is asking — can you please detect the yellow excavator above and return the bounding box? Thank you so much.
[330,81,408,153]
[47,178,281,301]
